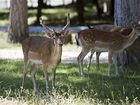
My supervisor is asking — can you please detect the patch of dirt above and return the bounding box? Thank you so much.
[0,48,108,63]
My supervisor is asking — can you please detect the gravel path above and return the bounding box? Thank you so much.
[0,49,108,63]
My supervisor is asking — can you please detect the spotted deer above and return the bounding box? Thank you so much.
[86,25,132,71]
[76,26,138,77]
[21,13,70,94]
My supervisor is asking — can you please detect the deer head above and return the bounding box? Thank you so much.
[40,13,70,36]
[39,13,70,46]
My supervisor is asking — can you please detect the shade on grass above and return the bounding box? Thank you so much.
[0,59,139,104]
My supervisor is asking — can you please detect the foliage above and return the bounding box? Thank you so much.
[0,59,139,104]
[0,5,112,26]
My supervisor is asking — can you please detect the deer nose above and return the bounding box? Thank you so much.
[57,39,63,46]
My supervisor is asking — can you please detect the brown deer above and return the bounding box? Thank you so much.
[61,30,73,45]
[44,29,74,45]
[40,16,74,45]
[76,26,138,77]
[86,25,132,71]
[21,13,70,94]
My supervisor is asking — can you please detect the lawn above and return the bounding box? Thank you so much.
[0,59,139,105]
[0,31,21,49]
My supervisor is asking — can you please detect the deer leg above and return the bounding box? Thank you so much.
[87,51,94,72]
[96,52,101,70]
[43,64,49,95]
[21,58,29,90]
[108,51,113,77]
[128,52,140,69]
[31,64,38,94]
[113,53,121,76]
[52,67,56,89]
[77,49,90,76]
[114,52,125,77]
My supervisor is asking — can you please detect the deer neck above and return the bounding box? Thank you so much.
[52,43,62,62]
[123,29,137,48]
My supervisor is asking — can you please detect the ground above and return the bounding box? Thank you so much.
[0,47,108,63]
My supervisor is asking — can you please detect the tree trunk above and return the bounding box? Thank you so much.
[76,0,84,24]
[110,0,114,17]
[114,0,140,27]
[92,0,102,17]
[8,0,28,43]
[35,0,43,25]
[114,0,140,65]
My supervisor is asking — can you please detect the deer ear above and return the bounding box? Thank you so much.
[134,21,140,28]
[138,21,140,27]
[60,30,67,36]
[45,31,54,38]
[39,17,43,24]
[61,30,72,36]
[138,21,140,25]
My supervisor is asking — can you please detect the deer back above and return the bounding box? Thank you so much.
[78,28,136,50]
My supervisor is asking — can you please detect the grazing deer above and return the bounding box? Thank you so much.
[76,26,138,77]
[86,25,132,71]
[21,13,70,94]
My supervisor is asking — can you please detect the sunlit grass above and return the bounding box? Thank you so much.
[0,31,21,49]
[0,19,9,26]
[0,59,139,104]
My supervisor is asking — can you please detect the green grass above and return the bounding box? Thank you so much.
[0,31,21,49]
[0,59,139,104]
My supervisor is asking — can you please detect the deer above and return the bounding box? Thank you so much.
[40,17,74,45]
[76,25,139,77]
[86,25,132,71]
[44,29,73,45]
[21,13,70,95]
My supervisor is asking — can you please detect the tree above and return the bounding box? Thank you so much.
[92,0,102,17]
[8,0,29,43]
[76,0,85,24]
[35,0,44,25]
[110,0,114,17]
[114,0,140,27]
[114,0,140,66]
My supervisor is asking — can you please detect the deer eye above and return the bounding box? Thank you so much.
[61,33,64,36]
[57,33,61,36]
[52,36,56,39]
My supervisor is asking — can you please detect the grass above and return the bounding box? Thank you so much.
[0,32,17,48]
[0,59,139,105]
[0,31,21,49]
[0,31,139,104]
